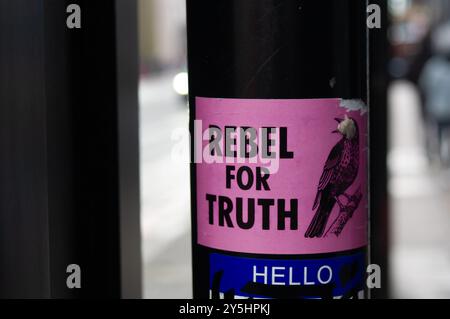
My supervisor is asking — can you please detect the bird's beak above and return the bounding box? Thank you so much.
[332,129,340,134]
[335,118,343,123]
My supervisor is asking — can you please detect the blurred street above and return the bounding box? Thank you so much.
[389,81,450,299]
[139,72,192,299]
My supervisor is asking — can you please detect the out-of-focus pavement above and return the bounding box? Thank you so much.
[389,81,450,299]
[139,75,450,299]
[139,72,192,299]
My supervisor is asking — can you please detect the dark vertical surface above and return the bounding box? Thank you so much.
[0,0,140,298]
[66,0,122,298]
[369,0,390,299]
[0,0,51,299]
[116,0,142,299]
[44,0,80,298]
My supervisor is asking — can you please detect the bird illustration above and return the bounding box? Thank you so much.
[305,115,360,238]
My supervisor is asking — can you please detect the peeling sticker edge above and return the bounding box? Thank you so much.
[339,99,368,115]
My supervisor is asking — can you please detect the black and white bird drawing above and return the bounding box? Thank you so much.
[305,115,360,239]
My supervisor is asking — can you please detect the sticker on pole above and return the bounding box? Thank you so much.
[195,97,368,255]
[209,251,366,299]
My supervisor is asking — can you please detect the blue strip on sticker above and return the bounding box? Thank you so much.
[210,252,366,299]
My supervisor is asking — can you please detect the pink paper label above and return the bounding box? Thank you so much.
[195,97,368,255]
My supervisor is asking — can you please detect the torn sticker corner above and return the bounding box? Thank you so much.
[339,99,368,114]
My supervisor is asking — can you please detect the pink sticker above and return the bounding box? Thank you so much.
[195,97,368,255]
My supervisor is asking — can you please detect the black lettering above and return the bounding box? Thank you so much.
[236,166,254,191]
[226,166,236,189]
[209,125,222,156]
[262,127,276,159]
[206,194,217,225]
[258,199,275,230]
[236,198,255,229]
[219,196,234,227]
[241,127,258,159]
[256,167,271,191]
[278,199,298,230]
[280,127,294,159]
[225,126,237,158]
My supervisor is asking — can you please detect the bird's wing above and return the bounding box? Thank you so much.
[313,139,344,210]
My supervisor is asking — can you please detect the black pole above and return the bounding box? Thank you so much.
[187,0,369,299]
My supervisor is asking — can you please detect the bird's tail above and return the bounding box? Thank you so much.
[305,196,336,238]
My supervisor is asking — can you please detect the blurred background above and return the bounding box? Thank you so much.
[138,0,450,299]
[138,0,190,299]
[388,0,450,298]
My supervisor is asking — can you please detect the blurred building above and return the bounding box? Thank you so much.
[139,0,186,74]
